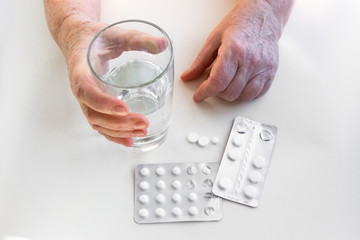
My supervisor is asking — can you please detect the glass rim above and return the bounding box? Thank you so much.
[87,19,174,89]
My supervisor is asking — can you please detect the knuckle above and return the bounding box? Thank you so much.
[230,41,246,59]
[210,79,228,92]
[250,53,262,66]
[221,93,238,102]
[240,92,255,101]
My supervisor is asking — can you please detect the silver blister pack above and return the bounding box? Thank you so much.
[212,116,278,207]
[134,162,222,223]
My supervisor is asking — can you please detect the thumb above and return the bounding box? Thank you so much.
[71,57,129,116]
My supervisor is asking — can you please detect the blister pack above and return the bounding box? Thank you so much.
[212,116,278,207]
[134,162,222,223]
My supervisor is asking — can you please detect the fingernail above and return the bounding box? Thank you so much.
[113,106,127,114]
[134,121,148,129]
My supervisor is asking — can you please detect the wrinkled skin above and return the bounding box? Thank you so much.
[44,0,293,147]
[66,23,167,146]
[181,1,282,102]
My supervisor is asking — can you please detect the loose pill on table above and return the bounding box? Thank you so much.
[211,137,220,144]
[188,206,199,216]
[139,208,149,218]
[187,132,199,143]
[198,136,210,147]
[155,167,165,176]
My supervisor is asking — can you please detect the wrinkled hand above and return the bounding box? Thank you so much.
[66,22,167,146]
[181,0,282,102]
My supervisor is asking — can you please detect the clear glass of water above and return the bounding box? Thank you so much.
[87,20,174,152]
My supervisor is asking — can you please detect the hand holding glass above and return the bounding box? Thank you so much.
[87,20,174,152]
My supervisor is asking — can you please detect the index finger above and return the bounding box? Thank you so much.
[98,28,169,61]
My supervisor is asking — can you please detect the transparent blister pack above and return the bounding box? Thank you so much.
[212,116,278,207]
[134,162,222,223]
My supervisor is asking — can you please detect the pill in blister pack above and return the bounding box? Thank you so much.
[134,162,222,223]
[212,116,278,207]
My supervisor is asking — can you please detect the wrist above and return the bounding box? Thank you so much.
[57,16,105,62]
[234,0,284,41]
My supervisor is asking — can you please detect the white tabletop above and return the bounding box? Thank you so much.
[1,0,359,239]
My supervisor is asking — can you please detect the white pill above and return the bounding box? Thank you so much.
[172,193,182,203]
[188,206,199,216]
[211,137,220,144]
[139,181,150,190]
[155,167,165,176]
[138,194,150,204]
[139,167,150,176]
[155,194,166,204]
[232,135,244,147]
[248,171,262,184]
[218,177,232,190]
[172,207,182,217]
[138,208,149,218]
[244,185,259,199]
[155,208,166,218]
[253,156,266,169]
[198,136,210,147]
[171,166,181,175]
[188,192,198,202]
[156,180,166,190]
[171,180,182,190]
[187,132,199,143]
[228,148,241,161]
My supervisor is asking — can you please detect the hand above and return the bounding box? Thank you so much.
[66,21,167,146]
[181,0,282,102]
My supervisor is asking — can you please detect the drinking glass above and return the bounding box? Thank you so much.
[87,20,174,152]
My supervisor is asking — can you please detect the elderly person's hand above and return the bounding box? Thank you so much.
[62,21,167,146]
[181,0,293,102]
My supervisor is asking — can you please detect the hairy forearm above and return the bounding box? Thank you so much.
[233,0,294,42]
[262,0,295,28]
[44,0,101,59]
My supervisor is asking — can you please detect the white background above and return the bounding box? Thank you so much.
[0,0,359,239]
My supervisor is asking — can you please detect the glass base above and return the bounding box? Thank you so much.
[129,127,168,153]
